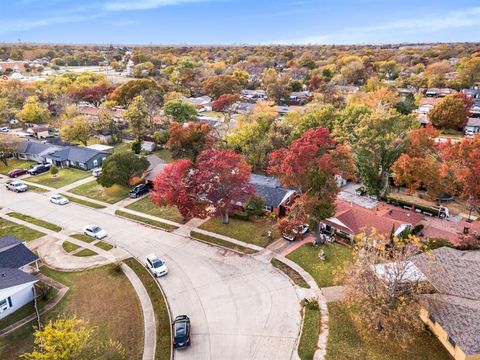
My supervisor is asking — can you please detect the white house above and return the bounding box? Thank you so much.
[0,268,38,320]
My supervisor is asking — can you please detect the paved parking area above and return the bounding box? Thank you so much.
[0,186,301,360]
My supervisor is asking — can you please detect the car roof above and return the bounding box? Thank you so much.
[147,253,159,261]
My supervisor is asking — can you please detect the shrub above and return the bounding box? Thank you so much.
[424,237,454,250]
[411,224,424,235]
[50,165,59,177]
[131,139,141,154]
[245,196,265,217]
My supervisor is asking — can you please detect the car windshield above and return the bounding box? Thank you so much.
[175,323,187,336]
[152,259,163,268]
[13,183,22,187]
[91,226,102,233]
[52,195,61,199]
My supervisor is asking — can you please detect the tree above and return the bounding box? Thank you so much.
[68,83,115,107]
[202,75,242,99]
[332,104,371,145]
[458,56,480,87]
[245,196,266,217]
[163,99,197,123]
[124,95,149,140]
[109,79,163,106]
[94,107,122,144]
[340,61,367,85]
[343,231,427,341]
[97,152,149,187]
[17,96,50,124]
[21,317,126,360]
[429,93,474,129]
[352,109,416,197]
[268,128,355,237]
[50,165,59,177]
[211,94,240,112]
[425,61,451,88]
[60,115,91,146]
[0,134,22,166]
[285,104,337,139]
[167,122,216,161]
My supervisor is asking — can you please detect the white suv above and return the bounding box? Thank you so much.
[146,254,168,277]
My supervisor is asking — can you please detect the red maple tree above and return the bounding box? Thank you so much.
[69,83,115,107]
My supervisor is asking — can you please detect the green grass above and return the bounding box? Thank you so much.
[201,111,225,119]
[0,159,35,175]
[25,168,91,189]
[326,302,452,360]
[199,217,279,248]
[27,184,49,193]
[271,258,310,288]
[62,241,81,253]
[70,233,95,243]
[113,142,133,154]
[95,241,114,251]
[69,181,130,204]
[73,248,98,257]
[62,194,107,209]
[190,231,258,254]
[126,197,186,224]
[152,149,173,163]
[115,210,178,231]
[298,300,321,360]
[124,258,172,360]
[0,218,45,242]
[287,243,352,288]
[7,212,62,232]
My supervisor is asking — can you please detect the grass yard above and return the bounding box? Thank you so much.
[25,168,91,189]
[0,265,144,360]
[287,243,352,288]
[199,217,279,248]
[62,241,81,253]
[70,233,95,243]
[95,241,114,251]
[271,258,310,288]
[69,180,130,204]
[27,184,49,193]
[124,258,172,360]
[191,231,258,255]
[113,141,133,154]
[126,197,186,224]
[326,302,451,360]
[152,148,173,163]
[298,300,321,360]
[0,159,35,175]
[115,210,178,231]
[62,194,107,209]
[0,218,45,242]
[7,212,62,232]
[73,248,98,257]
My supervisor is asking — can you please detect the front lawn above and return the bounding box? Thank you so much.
[95,241,114,251]
[0,218,45,242]
[126,197,186,224]
[0,159,35,175]
[199,217,279,247]
[0,265,144,360]
[62,241,81,253]
[73,248,98,257]
[68,180,130,204]
[326,302,451,360]
[298,299,321,360]
[115,210,178,231]
[70,233,95,243]
[7,212,62,232]
[271,258,310,288]
[286,243,352,288]
[190,231,258,255]
[62,194,107,209]
[25,168,91,189]
[152,149,173,163]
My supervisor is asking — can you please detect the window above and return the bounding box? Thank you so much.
[264,205,273,212]
[93,159,98,166]
[447,336,456,348]
[0,298,9,311]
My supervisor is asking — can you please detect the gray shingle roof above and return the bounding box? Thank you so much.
[250,174,281,188]
[0,268,37,290]
[46,147,108,163]
[0,236,23,251]
[19,141,60,156]
[253,183,293,208]
[0,243,39,269]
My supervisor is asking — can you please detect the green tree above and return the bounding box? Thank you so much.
[245,196,266,216]
[458,56,480,87]
[124,95,149,140]
[163,99,197,123]
[429,93,474,130]
[332,104,372,145]
[60,115,91,146]
[0,134,22,166]
[17,96,50,124]
[97,152,149,187]
[285,104,337,140]
[50,165,59,177]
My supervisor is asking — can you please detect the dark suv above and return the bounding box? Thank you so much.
[173,315,191,349]
[128,182,153,198]
[27,163,50,176]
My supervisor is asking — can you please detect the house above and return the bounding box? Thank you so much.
[464,118,480,135]
[232,102,255,114]
[0,268,38,320]
[241,89,267,102]
[143,155,166,183]
[425,88,457,98]
[26,125,49,139]
[413,248,480,360]
[86,144,114,153]
[180,96,212,112]
[288,91,313,106]
[141,141,156,153]
[17,141,63,163]
[0,236,40,271]
[249,174,296,215]
[45,146,110,171]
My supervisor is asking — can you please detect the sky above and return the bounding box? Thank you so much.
[1,0,480,45]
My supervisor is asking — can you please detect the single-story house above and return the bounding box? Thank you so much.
[232,102,255,114]
[180,96,213,112]
[464,118,480,135]
[249,174,296,216]
[0,268,38,320]
[0,236,39,271]
[241,89,267,102]
[288,91,313,106]
[86,144,114,153]
[425,88,457,98]
[143,155,166,183]
[45,146,110,171]
[17,141,63,163]
[26,125,49,139]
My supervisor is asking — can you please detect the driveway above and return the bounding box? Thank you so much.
[0,186,301,360]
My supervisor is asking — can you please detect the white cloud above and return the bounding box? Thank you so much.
[103,0,209,11]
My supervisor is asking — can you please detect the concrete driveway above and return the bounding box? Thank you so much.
[0,186,301,360]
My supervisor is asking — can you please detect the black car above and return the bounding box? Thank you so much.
[27,163,51,176]
[128,182,153,198]
[173,315,191,349]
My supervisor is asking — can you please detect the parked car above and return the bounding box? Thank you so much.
[0,127,9,132]
[92,168,102,177]
[7,168,28,178]
[27,163,50,176]
[129,182,153,198]
[5,180,28,192]
[282,224,309,242]
[146,254,168,277]
[172,315,191,349]
[50,194,69,205]
[82,225,107,239]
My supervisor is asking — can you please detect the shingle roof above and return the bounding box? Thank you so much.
[253,184,294,208]
[420,294,480,355]
[250,174,281,188]
[0,243,39,269]
[0,236,23,252]
[466,117,480,127]
[19,141,60,156]
[0,268,37,290]
[46,147,108,163]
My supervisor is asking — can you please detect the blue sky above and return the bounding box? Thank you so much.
[1,0,480,45]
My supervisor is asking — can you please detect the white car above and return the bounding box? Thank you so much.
[0,127,9,132]
[50,194,69,205]
[5,180,28,193]
[146,254,168,277]
[92,168,102,177]
[83,225,107,239]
